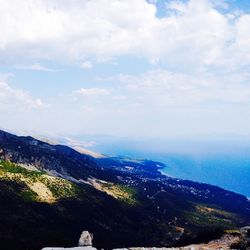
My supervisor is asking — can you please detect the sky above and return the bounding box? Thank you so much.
[1,0,250,139]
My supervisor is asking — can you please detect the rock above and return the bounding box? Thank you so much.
[240,226,250,248]
[78,231,93,247]
[41,231,94,250]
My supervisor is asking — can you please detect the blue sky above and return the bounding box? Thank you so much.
[1,0,250,139]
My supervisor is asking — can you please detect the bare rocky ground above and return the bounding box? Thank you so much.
[114,236,241,250]
[117,234,242,250]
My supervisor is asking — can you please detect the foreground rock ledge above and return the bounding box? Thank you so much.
[42,227,250,250]
[42,248,97,250]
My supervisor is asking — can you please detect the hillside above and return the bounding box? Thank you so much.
[0,130,249,250]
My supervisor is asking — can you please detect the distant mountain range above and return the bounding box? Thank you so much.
[0,129,249,250]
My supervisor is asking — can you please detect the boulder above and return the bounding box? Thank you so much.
[78,231,93,247]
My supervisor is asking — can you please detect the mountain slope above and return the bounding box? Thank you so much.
[0,130,100,180]
[0,130,249,250]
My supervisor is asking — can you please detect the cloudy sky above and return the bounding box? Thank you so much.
[1,0,250,138]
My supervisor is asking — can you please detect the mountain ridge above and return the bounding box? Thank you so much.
[0,129,249,250]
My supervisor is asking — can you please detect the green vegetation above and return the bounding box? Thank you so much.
[0,159,246,250]
[103,182,138,205]
[185,204,237,228]
[0,160,79,202]
[39,175,80,198]
[21,188,38,201]
[224,229,241,234]
[0,160,42,176]
[91,179,138,205]
[0,160,136,205]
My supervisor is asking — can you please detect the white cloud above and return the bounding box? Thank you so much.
[112,95,127,101]
[2,0,250,138]
[80,61,93,69]
[0,0,249,71]
[0,81,47,110]
[15,63,56,72]
[73,88,110,97]
[117,69,250,106]
[147,0,158,4]
[0,79,49,135]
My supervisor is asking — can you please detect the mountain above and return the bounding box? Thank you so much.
[0,129,249,250]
